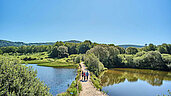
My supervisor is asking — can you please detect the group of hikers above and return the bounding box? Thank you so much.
[81,71,89,81]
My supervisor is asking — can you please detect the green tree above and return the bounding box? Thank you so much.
[74,55,81,63]
[49,46,58,57]
[115,46,125,54]
[126,47,138,54]
[133,51,169,70]
[158,45,167,54]
[107,46,121,67]
[142,43,156,51]
[65,43,78,55]
[87,45,122,68]
[0,57,52,96]
[54,41,64,47]
[87,45,109,65]
[84,54,105,76]
[49,46,69,58]
[148,43,156,51]
[57,46,69,58]
[78,40,92,54]
[0,49,2,54]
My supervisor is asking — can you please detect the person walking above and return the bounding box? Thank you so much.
[83,72,85,81]
[82,71,84,81]
[86,71,89,80]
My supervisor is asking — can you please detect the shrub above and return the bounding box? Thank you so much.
[133,51,169,70]
[49,46,69,58]
[0,57,52,96]
[126,47,138,54]
[84,54,105,76]
[74,55,81,63]
[90,72,102,90]
[87,45,122,68]
[135,51,146,57]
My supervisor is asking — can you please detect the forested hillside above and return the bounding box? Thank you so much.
[0,40,55,47]
[118,44,144,48]
[0,40,82,47]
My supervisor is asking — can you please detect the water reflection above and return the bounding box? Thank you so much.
[100,68,171,87]
[25,64,77,96]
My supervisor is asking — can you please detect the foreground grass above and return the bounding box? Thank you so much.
[90,72,102,90]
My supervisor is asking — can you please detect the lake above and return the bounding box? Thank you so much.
[100,68,171,96]
[25,64,77,96]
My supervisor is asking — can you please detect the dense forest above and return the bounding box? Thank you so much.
[0,40,171,95]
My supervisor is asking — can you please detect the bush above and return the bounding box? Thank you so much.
[74,55,81,63]
[126,47,138,54]
[90,72,102,90]
[0,57,52,96]
[49,46,69,58]
[0,49,2,54]
[162,54,171,64]
[133,51,169,70]
[135,51,146,57]
[87,45,122,68]
[84,54,105,76]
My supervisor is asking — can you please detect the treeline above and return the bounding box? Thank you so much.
[49,40,95,58]
[0,40,55,47]
[0,45,52,54]
[81,43,171,76]
[142,43,171,54]
[0,40,96,58]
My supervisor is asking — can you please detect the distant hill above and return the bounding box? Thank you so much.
[63,40,82,43]
[0,40,55,47]
[0,40,82,47]
[118,44,144,48]
[0,40,25,47]
[0,40,144,48]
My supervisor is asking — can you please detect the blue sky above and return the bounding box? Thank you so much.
[0,0,171,45]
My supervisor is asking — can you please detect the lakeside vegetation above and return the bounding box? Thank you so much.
[82,43,171,76]
[0,40,171,95]
[0,57,52,96]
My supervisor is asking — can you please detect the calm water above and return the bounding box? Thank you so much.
[100,68,171,96]
[25,64,77,96]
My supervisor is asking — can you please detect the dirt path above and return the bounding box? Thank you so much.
[79,62,107,96]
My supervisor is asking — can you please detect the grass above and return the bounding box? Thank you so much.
[17,53,79,68]
[90,72,102,90]
[38,62,77,68]
[37,54,79,68]
[0,52,80,68]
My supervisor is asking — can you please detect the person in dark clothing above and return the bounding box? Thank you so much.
[82,71,84,81]
[86,71,89,80]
